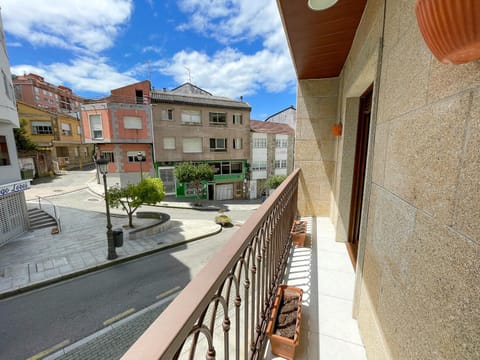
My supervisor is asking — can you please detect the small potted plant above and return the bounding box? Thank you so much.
[266,285,303,360]
[290,220,307,247]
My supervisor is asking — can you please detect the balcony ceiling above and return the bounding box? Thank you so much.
[278,0,367,79]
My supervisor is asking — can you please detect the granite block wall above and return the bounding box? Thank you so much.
[293,0,480,358]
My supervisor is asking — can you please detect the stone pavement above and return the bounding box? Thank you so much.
[0,205,221,299]
[45,293,176,360]
[0,176,243,299]
[0,174,261,359]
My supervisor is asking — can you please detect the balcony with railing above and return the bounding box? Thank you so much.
[122,169,365,359]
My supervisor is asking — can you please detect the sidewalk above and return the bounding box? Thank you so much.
[0,180,227,299]
[0,174,262,299]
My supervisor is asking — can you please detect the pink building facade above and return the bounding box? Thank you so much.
[80,81,153,185]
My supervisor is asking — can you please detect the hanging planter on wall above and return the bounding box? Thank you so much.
[415,0,480,64]
[331,123,343,137]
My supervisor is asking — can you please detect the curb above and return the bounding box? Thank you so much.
[0,225,222,300]
[153,203,221,212]
[87,181,222,212]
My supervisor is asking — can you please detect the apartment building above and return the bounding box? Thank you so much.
[80,81,153,186]
[13,73,83,114]
[0,11,30,246]
[151,83,251,200]
[249,120,294,199]
[120,1,480,358]
[265,105,296,129]
[16,101,92,175]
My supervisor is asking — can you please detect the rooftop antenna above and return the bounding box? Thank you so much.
[146,60,152,83]
[184,66,192,83]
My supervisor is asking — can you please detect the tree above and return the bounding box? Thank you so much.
[107,177,165,227]
[265,175,287,190]
[174,162,214,205]
[14,119,37,153]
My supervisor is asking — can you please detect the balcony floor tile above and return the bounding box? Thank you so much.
[265,217,366,360]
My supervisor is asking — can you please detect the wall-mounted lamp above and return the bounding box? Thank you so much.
[308,0,338,11]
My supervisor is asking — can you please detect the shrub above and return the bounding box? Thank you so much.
[265,175,287,189]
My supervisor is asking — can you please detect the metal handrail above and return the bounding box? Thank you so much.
[122,169,300,360]
[37,196,62,232]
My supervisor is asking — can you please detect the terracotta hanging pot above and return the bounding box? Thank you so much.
[415,0,480,64]
[331,123,342,137]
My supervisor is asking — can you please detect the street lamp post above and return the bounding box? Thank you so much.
[96,158,117,260]
[137,151,143,181]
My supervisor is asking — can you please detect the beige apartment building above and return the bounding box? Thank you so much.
[151,83,251,200]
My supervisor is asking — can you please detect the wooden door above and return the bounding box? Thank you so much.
[347,86,373,269]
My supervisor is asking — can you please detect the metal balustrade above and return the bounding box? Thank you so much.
[37,195,62,232]
[122,169,300,360]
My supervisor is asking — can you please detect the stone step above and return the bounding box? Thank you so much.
[28,208,58,230]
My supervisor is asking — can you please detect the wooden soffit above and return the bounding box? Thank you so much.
[278,0,367,79]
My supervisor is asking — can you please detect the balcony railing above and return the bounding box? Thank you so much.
[122,169,300,360]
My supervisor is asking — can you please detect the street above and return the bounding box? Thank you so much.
[1,169,257,360]
[0,235,232,360]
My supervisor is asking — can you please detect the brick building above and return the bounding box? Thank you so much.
[13,73,83,114]
[80,81,153,186]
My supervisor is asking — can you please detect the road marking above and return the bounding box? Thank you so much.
[156,286,182,300]
[103,308,135,326]
[26,339,70,360]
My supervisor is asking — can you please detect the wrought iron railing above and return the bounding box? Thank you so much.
[37,196,62,232]
[122,169,300,360]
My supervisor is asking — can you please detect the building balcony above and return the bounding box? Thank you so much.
[122,169,365,359]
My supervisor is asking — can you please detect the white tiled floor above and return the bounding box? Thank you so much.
[265,217,367,360]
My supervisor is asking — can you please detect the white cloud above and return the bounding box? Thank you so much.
[177,0,285,50]
[142,46,163,54]
[6,41,22,48]
[11,57,138,95]
[4,0,296,100]
[158,47,295,99]
[165,0,295,98]
[2,0,133,53]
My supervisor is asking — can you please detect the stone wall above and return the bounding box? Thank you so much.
[296,78,339,216]
[340,0,480,358]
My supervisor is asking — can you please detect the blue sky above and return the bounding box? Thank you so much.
[2,0,297,120]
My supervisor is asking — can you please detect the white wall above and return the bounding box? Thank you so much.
[251,133,267,180]
[0,12,21,185]
[0,126,21,184]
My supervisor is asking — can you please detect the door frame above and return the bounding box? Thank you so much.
[347,85,373,269]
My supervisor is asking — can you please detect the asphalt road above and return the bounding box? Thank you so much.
[5,170,257,360]
[0,231,235,360]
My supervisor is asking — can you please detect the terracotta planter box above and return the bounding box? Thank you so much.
[267,285,303,360]
[291,220,307,247]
